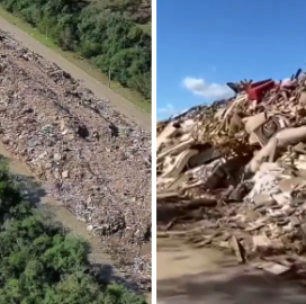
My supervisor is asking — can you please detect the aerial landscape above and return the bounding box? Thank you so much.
[0,0,151,302]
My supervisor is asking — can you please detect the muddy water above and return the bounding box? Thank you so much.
[0,142,151,301]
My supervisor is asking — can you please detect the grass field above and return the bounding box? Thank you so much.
[0,7,151,114]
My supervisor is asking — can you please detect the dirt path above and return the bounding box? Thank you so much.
[157,238,306,304]
[0,16,151,130]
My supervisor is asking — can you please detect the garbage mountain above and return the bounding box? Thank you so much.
[157,74,306,275]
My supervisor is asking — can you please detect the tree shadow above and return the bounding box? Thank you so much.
[157,265,306,304]
[87,263,144,292]
[11,173,46,205]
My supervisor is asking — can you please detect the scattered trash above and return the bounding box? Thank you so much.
[0,31,151,287]
[157,73,306,277]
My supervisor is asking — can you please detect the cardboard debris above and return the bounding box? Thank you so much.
[254,261,292,275]
[157,75,306,273]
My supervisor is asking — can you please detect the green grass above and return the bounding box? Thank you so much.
[0,7,151,114]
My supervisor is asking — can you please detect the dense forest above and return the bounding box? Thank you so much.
[0,162,146,303]
[0,0,151,101]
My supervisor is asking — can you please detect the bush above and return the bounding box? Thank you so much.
[0,163,147,303]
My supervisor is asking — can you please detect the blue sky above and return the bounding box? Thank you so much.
[157,0,306,118]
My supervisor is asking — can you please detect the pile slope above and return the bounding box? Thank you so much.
[157,75,306,276]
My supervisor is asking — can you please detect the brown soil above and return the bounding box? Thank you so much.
[157,238,306,304]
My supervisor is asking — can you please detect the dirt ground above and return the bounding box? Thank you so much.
[0,16,151,130]
[157,238,306,304]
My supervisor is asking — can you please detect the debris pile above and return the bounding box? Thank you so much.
[0,32,151,286]
[157,75,306,275]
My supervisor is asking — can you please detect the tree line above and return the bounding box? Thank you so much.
[0,162,146,303]
[0,0,151,100]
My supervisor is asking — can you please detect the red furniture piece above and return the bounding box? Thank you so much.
[246,79,276,102]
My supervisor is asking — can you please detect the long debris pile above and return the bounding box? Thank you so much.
[157,74,306,275]
[0,32,151,286]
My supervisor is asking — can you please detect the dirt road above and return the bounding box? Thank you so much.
[157,238,306,304]
[0,16,151,130]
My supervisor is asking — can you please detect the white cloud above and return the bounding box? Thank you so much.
[182,77,235,100]
[158,103,179,116]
